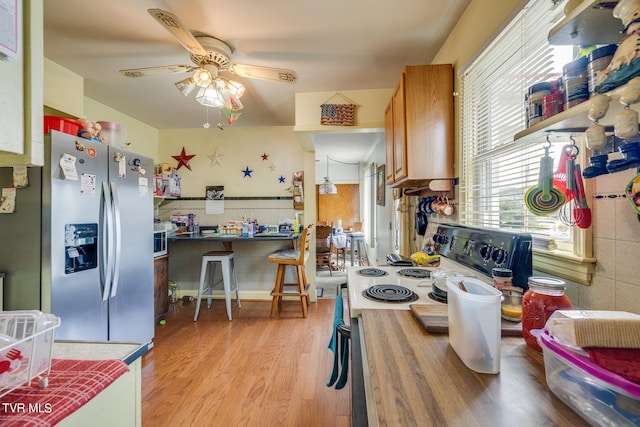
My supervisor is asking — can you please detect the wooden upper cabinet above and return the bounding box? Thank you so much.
[384,64,454,188]
[392,76,407,182]
[384,100,394,184]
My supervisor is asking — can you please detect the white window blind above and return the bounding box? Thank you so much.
[459,0,574,240]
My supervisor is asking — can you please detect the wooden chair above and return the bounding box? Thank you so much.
[268,224,313,318]
[315,224,334,275]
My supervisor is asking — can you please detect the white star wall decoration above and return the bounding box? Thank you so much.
[208,148,224,167]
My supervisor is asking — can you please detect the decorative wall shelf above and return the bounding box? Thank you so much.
[548,0,622,46]
[514,85,635,143]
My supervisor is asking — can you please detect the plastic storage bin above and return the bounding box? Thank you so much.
[447,276,502,374]
[0,311,61,398]
[537,328,640,426]
[43,115,81,136]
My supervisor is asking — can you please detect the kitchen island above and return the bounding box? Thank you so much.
[359,309,589,426]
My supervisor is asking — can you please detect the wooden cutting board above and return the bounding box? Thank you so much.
[409,304,523,336]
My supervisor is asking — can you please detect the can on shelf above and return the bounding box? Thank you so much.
[542,92,565,119]
[587,44,617,96]
[527,82,552,127]
[563,56,589,108]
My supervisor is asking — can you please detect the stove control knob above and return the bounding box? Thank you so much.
[433,234,444,245]
[479,245,492,260]
[491,248,507,264]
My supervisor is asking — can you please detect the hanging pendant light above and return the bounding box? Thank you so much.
[318,155,337,195]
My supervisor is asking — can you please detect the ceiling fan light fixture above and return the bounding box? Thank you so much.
[225,79,245,98]
[175,76,197,96]
[196,83,225,107]
[193,67,213,88]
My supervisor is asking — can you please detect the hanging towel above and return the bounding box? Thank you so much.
[327,294,349,389]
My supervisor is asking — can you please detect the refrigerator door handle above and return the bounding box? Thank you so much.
[102,181,115,301]
[110,181,122,298]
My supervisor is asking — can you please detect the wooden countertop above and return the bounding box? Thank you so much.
[360,309,589,427]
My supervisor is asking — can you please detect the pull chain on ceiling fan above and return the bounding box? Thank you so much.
[119,8,297,125]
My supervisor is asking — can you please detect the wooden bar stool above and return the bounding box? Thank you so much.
[268,224,312,318]
[194,250,240,321]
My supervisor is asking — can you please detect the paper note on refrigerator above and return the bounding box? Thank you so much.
[59,153,78,180]
[0,188,16,213]
[139,177,148,197]
[12,165,28,188]
[81,173,96,196]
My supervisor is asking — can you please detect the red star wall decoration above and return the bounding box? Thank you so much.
[172,147,196,170]
[261,153,269,161]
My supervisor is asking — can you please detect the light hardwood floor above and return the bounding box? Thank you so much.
[142,297,351,427]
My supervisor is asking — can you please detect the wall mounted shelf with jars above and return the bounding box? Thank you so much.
[514,85,635,144]
[548,0,622,47]
[515,0,632,145]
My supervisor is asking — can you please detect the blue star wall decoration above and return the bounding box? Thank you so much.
[278,175,286,183]
[242,166,253,177]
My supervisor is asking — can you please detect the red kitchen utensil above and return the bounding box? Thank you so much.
[553,144,580,202]
[573,164,592,229]
[559,145,578,226]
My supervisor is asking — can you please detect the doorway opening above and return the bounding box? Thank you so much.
[315,183,360,298]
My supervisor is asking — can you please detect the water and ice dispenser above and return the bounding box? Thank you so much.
[64,223,98,274]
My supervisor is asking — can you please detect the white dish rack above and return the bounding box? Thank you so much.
[0,311,61,398]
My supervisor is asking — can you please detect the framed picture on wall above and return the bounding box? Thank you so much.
[376,165,385,206]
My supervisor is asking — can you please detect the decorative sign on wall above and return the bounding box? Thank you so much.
[206,185,224,214]
[320,93,356,126]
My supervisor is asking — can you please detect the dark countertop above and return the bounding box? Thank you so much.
[360,309,589,427]
[168,231,299,242]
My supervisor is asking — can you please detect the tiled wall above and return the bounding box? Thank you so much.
[568,167,640,314]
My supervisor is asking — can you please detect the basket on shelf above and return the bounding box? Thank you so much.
[320,93,356,126]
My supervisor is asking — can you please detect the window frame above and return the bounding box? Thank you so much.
[457,0,595,285]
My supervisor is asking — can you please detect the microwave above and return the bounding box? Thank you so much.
[153,227,168,257]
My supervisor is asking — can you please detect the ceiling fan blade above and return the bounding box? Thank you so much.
[119,64,195,78]
[147,8,208,57]
[229,64,297,83]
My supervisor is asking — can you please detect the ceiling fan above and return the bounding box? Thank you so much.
[119,8,297,110]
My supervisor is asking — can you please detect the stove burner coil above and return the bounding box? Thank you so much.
[428,292,447,304]
[362,284,419,303]
[356,268,389,277]
[397,268,431,279]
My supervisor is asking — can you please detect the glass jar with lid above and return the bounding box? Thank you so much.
[522,276,573,352]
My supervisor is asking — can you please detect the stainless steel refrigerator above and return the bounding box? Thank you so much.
[0,130,154,343]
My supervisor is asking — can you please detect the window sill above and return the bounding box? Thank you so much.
[532,248,596,286]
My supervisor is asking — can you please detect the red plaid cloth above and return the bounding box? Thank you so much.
[586,347,640,385]
[0,358,129,427]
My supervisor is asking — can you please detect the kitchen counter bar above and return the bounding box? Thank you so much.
[360,309,589,427]
[168,232,298,250]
